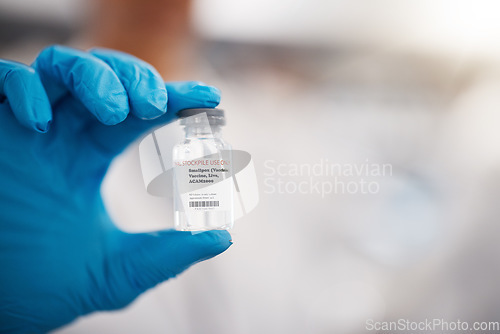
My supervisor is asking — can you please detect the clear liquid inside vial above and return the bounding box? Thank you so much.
[173,110,234,231]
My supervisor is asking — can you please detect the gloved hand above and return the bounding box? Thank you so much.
[0,45,232,333]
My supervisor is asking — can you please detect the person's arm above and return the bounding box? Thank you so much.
[0,45,231,333]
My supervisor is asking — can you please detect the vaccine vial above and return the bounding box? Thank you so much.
[172,108,234,231]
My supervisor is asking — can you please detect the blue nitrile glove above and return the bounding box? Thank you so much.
[0,45,231,333]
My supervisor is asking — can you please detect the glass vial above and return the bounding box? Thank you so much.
[172,108,234,231]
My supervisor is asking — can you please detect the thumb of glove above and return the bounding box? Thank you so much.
[94,229,232,310]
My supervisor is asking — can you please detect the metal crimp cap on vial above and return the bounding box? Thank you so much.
[177,108,225,126]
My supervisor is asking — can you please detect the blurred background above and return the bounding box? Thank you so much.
[2,0,500,333]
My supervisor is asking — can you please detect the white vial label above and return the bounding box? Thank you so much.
[174,158,232,212]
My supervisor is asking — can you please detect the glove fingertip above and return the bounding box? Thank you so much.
[192,83,221,106]
[198,229,233,248]
[30,93,53,133]
[93,91,130,125]
[132,89,168,120]
[2,64,53,132]
[190,230,233,260]
[34,119,52,133]
[94,108,128,125]
[165,81,222,113]
[153,229,232,266]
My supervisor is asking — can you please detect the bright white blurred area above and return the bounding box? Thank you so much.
[4,0,500,57]
[2,0,500,333]
[195,0,500,58]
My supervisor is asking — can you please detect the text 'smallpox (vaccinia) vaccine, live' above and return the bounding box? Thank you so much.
[172,108,234,231]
